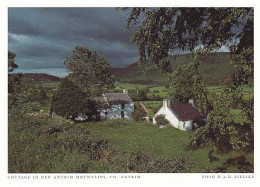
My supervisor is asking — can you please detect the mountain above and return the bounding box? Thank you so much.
[9,73,61,82]
[110,52,234,86]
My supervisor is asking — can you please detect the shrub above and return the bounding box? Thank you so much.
[50,78,99,121]
[8,114,110,173]
[132,103,148,122]
[107,150,193,173]
[29,87,48,105]
[155,114,170,127]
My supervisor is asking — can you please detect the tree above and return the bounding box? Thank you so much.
[8,51,18,72]
[155,114,170,127]
[123,8,253,72]
[29,87,48,105]
[187,92,253,152]
[64,46,115,97]
[8,73,22,94]
[50,78,99,121]
[132,103,148,122]
[8,51,21,93]
[123,8,254,151]
[169,62,212,113]
[170,63,196,104]
[138,88,149,101]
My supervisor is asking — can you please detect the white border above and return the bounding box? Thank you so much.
[1,0,259,187]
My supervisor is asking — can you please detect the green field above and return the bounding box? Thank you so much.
[116,83,169,99]
[135,101,162,117]
[79,119,253,172]
[115,83,254,118]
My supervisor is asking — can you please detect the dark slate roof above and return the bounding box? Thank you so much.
[104,93,133,105]
[170,103,204,121]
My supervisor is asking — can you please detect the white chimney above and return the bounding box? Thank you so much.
[123,89,128,94]
[189,98,194,106]
[163,99,171,108]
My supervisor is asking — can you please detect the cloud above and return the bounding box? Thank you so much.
[8,8,138,69]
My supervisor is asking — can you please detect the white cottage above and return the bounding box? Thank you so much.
[96,89,134,120]
[153,99,205,131]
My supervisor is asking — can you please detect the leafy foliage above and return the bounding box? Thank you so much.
[155,114,170,127]
[213,155,253,173]
[187,92,253,152]
[169,62,212,115]
[124,7,254,152]
[64,46,115,96]
[132,103,148,122]
[8,51,21,93]
[123,8,252,72]
[108,150,192,173]
[50,78,99,121]
[8,51,18,72]
[128,88,149,101]
[8,113,109,173]
[8,73,23,94]
[28,87,48,105]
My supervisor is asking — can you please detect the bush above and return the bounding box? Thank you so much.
[128,88,149,101]
[107,150,193,173]
[132,103,148,122]
[29,87,48,105]
[8,113,109,173]
[8,73,22,93]
[155,114,170,127]
[50,78,99,121]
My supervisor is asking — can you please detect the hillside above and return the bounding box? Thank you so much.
[9,73,61,82]
[110,52,234,86]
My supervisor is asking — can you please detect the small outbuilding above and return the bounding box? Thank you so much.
[153,99,206,131]
[96,89,134,120]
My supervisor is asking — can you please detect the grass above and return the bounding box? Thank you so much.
[117,83,253,102]
[116,83,167,91]
[116,83,169,100]
[207,85,254,101]
[135,101,162,117]
[79,119,253,172]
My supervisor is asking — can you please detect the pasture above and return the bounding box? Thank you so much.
[79,119,253,172]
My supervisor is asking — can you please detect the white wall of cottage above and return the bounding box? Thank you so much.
[153,99,193,131]
[100,103,134,119]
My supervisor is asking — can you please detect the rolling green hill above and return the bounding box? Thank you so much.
[110,52,234,86]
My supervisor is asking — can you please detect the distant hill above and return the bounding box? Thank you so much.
[9,73,61,82]
[110,52,234,86]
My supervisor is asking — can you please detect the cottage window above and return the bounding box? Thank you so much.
[121,111,124,118]
[121,104,125,109]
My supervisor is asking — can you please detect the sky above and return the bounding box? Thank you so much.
[8,8,138,69]
[8,8,232,70]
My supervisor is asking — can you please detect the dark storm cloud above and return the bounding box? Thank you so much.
[8,8,137,69]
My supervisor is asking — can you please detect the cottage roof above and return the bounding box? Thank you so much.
[104,93,133,105]
[170,103,204,121]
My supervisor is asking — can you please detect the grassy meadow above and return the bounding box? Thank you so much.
[79,120,253,172]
